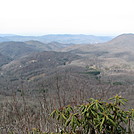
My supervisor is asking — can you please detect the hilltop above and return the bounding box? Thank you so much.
[0,41,39,59]
[1,51,80,80]
[62,34,134,65]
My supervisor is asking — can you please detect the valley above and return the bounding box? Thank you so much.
[1,34,134,101]
[0,33,134,133]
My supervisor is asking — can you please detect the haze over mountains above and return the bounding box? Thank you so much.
[0,34,113,44]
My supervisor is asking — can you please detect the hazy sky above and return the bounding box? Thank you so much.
[0,0,134,35]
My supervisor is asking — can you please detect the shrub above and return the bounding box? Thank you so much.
[51,95,134,134]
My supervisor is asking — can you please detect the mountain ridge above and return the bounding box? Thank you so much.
[0,34,114,44]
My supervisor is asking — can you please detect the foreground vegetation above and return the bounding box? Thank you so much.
[51,95,134,134]
[2,95,133,134]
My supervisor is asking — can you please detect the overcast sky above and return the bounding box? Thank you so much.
[0,0,134,36]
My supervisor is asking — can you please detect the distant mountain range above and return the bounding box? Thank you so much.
[0,37,10,42]
[0,34,114,44]
[0,33,133,68]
